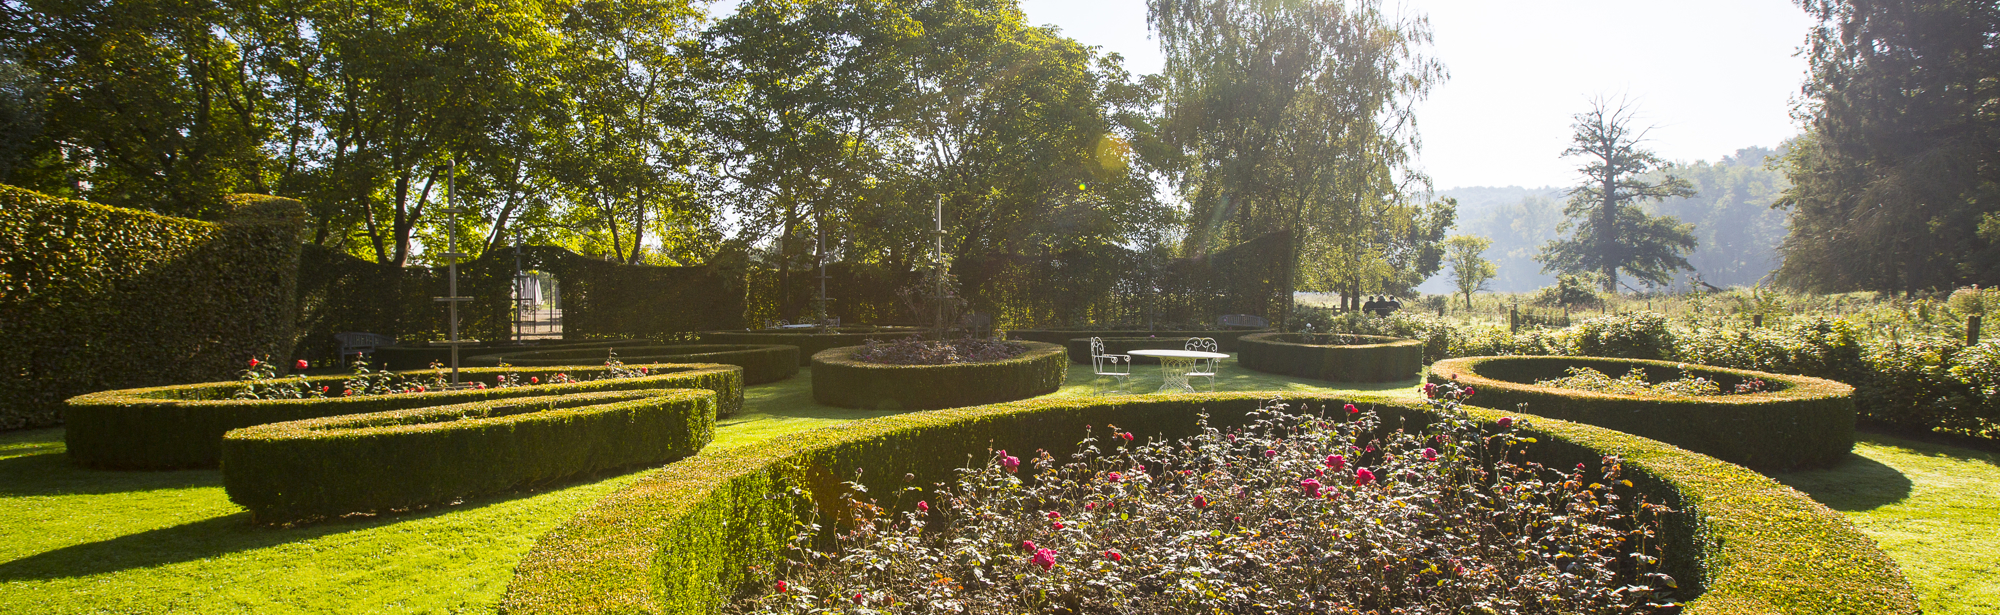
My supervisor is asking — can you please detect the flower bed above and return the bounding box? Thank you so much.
[701,327,921,366]
[1238,332,1425,382]
[222,389,716,524]
[1427,356,1855,470]
[464,345,798,385]
[499,392,1916,614]
[1009,329,1267,356]
[809,341,1066,410]
[63,363,742,469]
[368,339,640,370]
[850,337,1027,365]
[1059,336,1208,365]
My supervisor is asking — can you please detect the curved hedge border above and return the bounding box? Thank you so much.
[1008,329,1267,353]
[1427,356,1855,471]
[1238,332,1425,383]
[465,345,799,385]
[499,392,1915,614]
[222,389,717,524]
[369,340,640,371]
[64,363,743,470]
[700,327,920,366]
[810,341,1068,410]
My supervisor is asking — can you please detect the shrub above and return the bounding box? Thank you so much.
[498,392,1915,615]
[1571,312,1676,360]
[466,344,799,385]
[1237,332,1425,382]
[702,328,922,366]
[63,363,743,469]
[849,337,1025,365]
[0,186,306,430]
[810,342,1067,410]
[222,389,716,524]
[1428,356,1855,470]
[733,391,1681,613]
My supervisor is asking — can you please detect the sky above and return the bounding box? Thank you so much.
[1014,0,1819,191]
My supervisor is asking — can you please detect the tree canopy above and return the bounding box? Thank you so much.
[1537,100,1698,292]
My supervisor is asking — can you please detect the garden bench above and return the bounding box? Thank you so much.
[1217,314,1267,329]
[334,332,395,364]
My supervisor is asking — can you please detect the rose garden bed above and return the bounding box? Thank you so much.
[464,344,798,385]
[1237,332,1426,382]
[1426,356,1856,470]
[809,341,1068,410]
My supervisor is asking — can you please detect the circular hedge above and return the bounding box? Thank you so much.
[1427,356,1856,471]
[1060,336,1218,364]
[369,339,641,370]
[810,341,1068,410]
[500,393,1916,614]
[464,344,798,385]
[221,389,716,524]
[63,363,743,470]
[1238,332,1425,382]
[1009,329,1267,352]
[701,327,920,366]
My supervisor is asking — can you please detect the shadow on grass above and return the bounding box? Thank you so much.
[1856,430,2000,467]
[1772,451,1915,512]
[0,430,219,497]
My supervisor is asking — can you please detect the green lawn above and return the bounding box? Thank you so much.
[1772,434,2000,615]
[0,358,1412,613]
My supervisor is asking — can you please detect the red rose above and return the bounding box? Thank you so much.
[295,359,309,370]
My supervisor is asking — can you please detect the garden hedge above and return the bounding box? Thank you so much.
[809,341,1068,410]
[1427,356,1855,471]
[498,392,1915,615]
[1238,332,1426,382]
[700,327,920,366]
[63,363,742,470]
[0,186,306,430]
[1010,329,1268,353]
[369,339,639,371]
[465,345,799,385]
[221,389,716,524]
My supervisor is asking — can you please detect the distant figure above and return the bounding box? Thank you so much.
[1363,295,1401,317]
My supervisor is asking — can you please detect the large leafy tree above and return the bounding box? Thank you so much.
[1443,234,1495,309]
[1776,0,2000,293]
[1537,100,1698,292]
[1147,0,1447,313]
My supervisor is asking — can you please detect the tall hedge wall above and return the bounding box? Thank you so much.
[1427,356,1856,471]
[465,344,799,385]
[809,342,1068,410]
[222,389,716,524]
[64,363,742,469]
[499,393,1915,614]
[0,185,305,430]
[700,328,920,366]
[1238,332,1426,382]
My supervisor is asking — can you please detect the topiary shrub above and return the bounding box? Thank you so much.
[1237,332,1425,382]
[701,327,921,366]
[810,341,1067,410]
[1427,356,1855,470]
[0,186,306,430]
[221,389,716,525]
[498,392,1916,615]
[466,345,799,385]
[63,363,743,470]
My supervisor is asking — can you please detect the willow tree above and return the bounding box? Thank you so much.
[1148,0,1446,316]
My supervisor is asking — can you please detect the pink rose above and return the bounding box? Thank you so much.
[1106,471,1122,483]
[1356,468,1376,486]
[1422,448,1438,461]
[1325,454,1346,471]
[1031,548,1057,571]
[1345,403,1359,415]
[1301,478,1323,498]
[1498,417,1514,428]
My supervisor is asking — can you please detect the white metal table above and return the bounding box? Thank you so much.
[1127,349,1229,393]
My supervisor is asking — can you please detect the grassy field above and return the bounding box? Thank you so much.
[0,358,1413,613]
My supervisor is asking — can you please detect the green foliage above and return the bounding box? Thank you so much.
[63,363,743,469]
[1237,332,1425,383]
[1643,147,1792,288]
[221,390,715,524]
[499,393,1915,615]
[1531,272,1608,308]
[465,345,799,385]
[1443,234,1496,309]
[701,328,921,367]
[0,186,305,430]
[1535,366,1729,398]
[1570,311,1677,360]
[809,342,1067,410]
[1429,356,1855,470]
[1537,101,1699,292]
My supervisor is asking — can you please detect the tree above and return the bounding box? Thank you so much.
[1443,234,1495,309]
[1537,100,1698,292]
[1776,0,2000,293]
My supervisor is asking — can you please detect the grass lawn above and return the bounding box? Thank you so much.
[1772,434,2000,615]
[0,357,1413,613]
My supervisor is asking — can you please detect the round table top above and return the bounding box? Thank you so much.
[1127,349,1228,359]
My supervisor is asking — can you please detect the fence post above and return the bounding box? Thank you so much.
[1510,305,1519,333]
[1971,314,1983,345]
[1753,313,1763,328]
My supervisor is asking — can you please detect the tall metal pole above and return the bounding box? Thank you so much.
[433,159,471,385]
[514,231,523,343]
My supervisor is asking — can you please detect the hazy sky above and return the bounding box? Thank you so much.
[1015,0,1818,190]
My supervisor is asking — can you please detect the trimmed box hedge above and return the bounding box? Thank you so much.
[1427,356,1856,471]
[809,341,1068,410]
[1059,336,1216,364]
[368,339,640,371]
[1,186,306,430]
[221,389,716,524]
[63,363,743,470]
[1008,328,1268,353]
[498,392,1915,615]
[700,327,920,366]
[1238,332,1426,382]
[465,344,799,385]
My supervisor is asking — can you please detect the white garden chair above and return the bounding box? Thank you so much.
[1090,337,1132,394]
[1185,337,1221,390]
